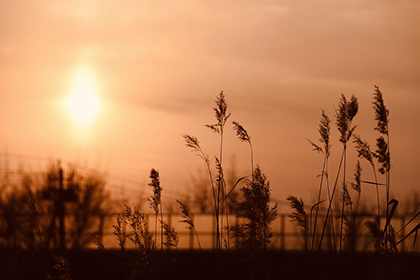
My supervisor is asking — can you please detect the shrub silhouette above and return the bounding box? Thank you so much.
[0,162,111,251]
[231,166,277,254]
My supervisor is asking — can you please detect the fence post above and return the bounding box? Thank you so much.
[189,214,194,250]
[212,213,217,250]
[281,214,285,250]
[401,215,405,249]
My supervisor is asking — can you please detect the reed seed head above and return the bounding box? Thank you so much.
[176,199,196,232]
[336,94,358,143]
[353,134,374,166]
[341,182,353,209]
[232,121,251,143]
[206,91,231,134]
[148,168,162,214]
[182,134,200,152]
[374,136,391,174]
[160,220,179,248]
[373,85,389,135]
[287,195,307,231]
[351,160,362,195]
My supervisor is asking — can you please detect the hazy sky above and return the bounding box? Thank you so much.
[1,0,420,208]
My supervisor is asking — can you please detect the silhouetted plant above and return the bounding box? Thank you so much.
[65,166,110,250]
[106,201,178,279]
[231,166,276,279]
[232,121,254,178]
[124,205,155,254]
[365,214,397,253]
[342,161,363,251]
[0,162,111,251]
[395,211,420,251]
[308,110,333,251]
[109,205,164,280]
[183,91,235,250]
[182,133,220,246]
[337,94,359,252]
[372,85,392,250]
[287,195,309,250]
[176,199,201,250]
[301,86,417,257]
[316,94,358,252]
[148,168,163,251]
[231,166,277,254]
[113,213,126,251]
[206,91,231,249]
[353,134,381,225]
[160,220,179,249]
[351,161,362,211]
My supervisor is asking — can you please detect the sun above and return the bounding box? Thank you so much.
[64,67,101,126]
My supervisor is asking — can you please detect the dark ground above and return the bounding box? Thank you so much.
[1,249,418,280]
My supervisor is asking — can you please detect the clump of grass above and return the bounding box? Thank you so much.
[124,205,155,254]
[231,166,277,279]
[110,205,161,280]
[231,166,277,251]
[106,168,178,279]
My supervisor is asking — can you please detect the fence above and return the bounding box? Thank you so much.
[98,212,420,252]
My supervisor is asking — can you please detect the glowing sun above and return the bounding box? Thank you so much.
[64,67,100,126]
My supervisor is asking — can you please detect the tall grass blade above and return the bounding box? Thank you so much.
[396,223,420,248]
[396,210,420,235]
[384,199,398,233]
[220,176,248,206]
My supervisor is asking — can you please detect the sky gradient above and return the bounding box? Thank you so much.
[1,0,420,208]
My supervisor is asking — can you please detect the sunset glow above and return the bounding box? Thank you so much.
[1,0,420,224]
[64,67,100,126]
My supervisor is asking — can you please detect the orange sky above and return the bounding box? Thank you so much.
[1,1,420,208]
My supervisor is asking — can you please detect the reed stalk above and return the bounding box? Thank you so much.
[308,110,331,251]
[318,94,358,252]
[148,168,163,252]
[206,91,231,249]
